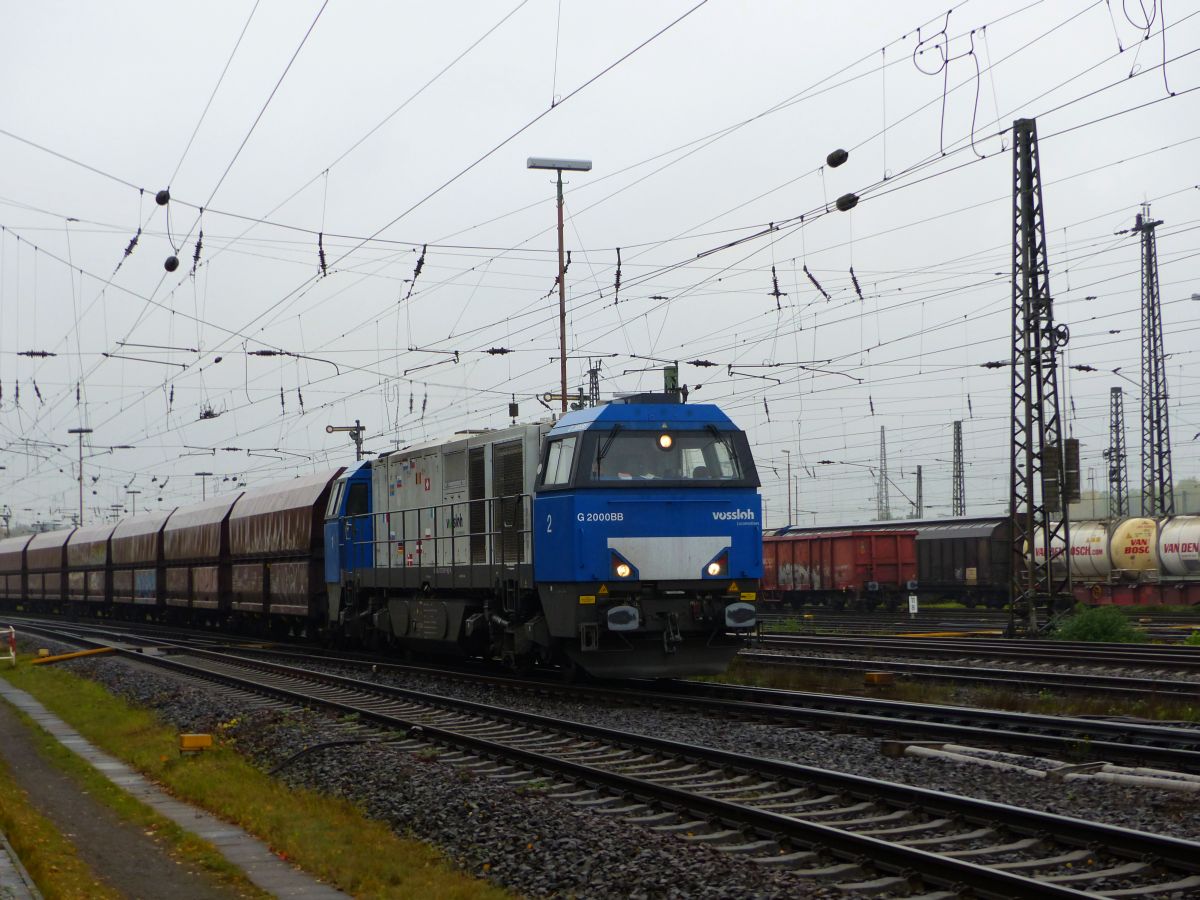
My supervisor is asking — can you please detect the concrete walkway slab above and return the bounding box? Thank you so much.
[0,832,41,900]
[0,681,344,898]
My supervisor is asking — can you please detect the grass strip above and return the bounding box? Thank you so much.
[2,659,510,899]
[2,697,267,899]
[0,754,121,900]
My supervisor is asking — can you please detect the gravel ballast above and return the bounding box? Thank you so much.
[21,638,1200,897]
[265,654,1200,841]
[28,644,841,899]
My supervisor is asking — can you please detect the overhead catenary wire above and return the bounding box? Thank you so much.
[6,2,1200,516]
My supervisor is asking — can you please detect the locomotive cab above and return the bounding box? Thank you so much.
[533,394,762,678]
[323,462,373,633]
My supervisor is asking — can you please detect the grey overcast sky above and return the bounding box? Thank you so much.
[1,0,1198,528]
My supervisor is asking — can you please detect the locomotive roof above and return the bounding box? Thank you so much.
[374,421,547,461]
[549,401,738,435]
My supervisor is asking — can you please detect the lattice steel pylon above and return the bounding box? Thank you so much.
[952,420,965,516]
[1106,386,1129,519]
[1009,118,1072,635]
[1135,207,1175,516]
[586,358,603,407]
[877,426,891,521]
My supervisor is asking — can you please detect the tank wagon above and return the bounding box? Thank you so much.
[2,394,762,677]
[1050,516,1200,606]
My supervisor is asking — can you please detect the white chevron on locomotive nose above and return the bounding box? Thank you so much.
[606,536,730,581]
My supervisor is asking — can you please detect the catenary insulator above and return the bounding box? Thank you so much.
[835,193,859,212]
[826,148,849,168]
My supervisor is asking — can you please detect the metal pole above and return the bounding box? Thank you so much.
[556,169,568,414]
[68,427,93,524]
[1136,206,1174,515]
[952,420,965,516]
[195,471,213,502]
[1009,118,1070,634]
[783,450,792,525]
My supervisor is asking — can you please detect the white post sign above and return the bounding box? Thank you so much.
[907,594,919,617]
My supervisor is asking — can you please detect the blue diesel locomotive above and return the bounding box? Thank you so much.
[325,393,762,677]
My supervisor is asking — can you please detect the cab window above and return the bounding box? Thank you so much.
[542,436,577,485]
[345,482,369,517]
[587,431,743,482]
[326,481,345,518]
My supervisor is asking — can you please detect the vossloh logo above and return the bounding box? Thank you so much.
[712,508,756,521]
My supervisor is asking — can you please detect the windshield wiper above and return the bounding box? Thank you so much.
[706,424,739,473]
[597,424,623,463]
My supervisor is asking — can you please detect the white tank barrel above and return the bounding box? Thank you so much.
[1069,521,1110,579]
[1109,517,1158,577]
[1029,526,1067,574]
[1159,516,1200,577]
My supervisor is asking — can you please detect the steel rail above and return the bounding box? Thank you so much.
[216,642,1200,772]
[16,619,1200,770]
[18,623,1200,896]
[739,649,1200,697]
[42,631,1200,899]
[757,633,1200,669]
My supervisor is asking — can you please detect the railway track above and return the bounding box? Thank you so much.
[756,610,1200,640]
[756,633,1200,672]
[14,616,1200,773]
[19,622,1200,899]
[198,643,1200,773]
[739,649,1200,698]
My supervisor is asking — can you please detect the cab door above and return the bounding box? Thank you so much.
[343,479,372,571]
[323,480,346,585]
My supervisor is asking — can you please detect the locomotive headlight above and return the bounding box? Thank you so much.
[615,562,632,578]
[657,433,673,450]
[706,561,722,576]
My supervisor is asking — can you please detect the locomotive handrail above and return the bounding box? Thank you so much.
[343,493,533,585]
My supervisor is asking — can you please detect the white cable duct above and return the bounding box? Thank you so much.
[899,743,1200,792]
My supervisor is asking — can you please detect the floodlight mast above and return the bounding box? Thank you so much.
[527,157,592,172]
[527,156,593,413]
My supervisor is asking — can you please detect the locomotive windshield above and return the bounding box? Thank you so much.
[539,427,758,488]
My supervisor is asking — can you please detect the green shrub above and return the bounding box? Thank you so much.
[1051,605,1149,643]
[1184,630,1200,646]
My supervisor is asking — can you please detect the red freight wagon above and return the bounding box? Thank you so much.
[762,529,918,609]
